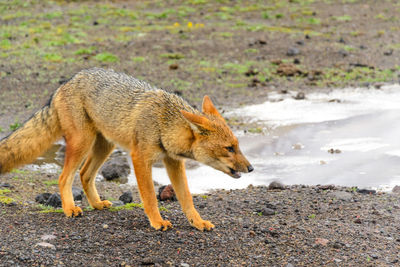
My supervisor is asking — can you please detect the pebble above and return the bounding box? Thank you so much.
[158,185,176,201]
[119,191,133,204]
[392,185,400,193]
[328,191,352,201]
[287,47,300,56]
[41,234,56,241]
[357,188,376,195]
[35,242,56,250]
[268,181,285,190]
[293,92,305,100]
[103,224,109,229]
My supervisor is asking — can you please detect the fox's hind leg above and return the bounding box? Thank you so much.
[80,133,115,210]
[163,156,214,231]
[59,132,96,217]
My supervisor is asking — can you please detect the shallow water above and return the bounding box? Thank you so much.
[31,85,400,193]
[152,85,400,193]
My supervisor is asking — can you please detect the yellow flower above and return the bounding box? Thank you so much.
[195,23,204,28]
[173,22,180,27]
[187,21,193,28]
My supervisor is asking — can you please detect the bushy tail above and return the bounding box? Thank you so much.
[0,102,62,174]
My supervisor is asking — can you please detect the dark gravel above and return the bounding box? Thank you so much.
[1,185,400,266]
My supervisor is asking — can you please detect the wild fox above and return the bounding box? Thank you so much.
[0,68,253,231]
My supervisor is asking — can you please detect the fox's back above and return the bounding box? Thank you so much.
[54,68,195,148]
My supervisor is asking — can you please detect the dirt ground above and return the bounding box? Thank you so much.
[1,0,400,266]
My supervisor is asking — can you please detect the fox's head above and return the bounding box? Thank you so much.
[181,96,253,178]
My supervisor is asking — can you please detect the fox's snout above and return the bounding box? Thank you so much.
[228,153,253,179]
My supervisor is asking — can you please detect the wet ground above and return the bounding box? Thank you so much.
[2,0,400,266]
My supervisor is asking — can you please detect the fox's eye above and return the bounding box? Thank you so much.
[226,146,235,153]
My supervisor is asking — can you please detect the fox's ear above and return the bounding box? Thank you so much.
[202,95,225,121]
[180,110,212,134]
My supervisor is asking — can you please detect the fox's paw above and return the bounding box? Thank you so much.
[64,206,83,217]
[151,219,172,231]
[92,200,112,210]
[190,219,215,231]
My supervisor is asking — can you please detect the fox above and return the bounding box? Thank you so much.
[0,68,253,231]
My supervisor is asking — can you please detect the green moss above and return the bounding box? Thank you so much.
[132,56,145,62]
[44,53,63,62]
[94,52,119,62]
[74,46,96,55]
[109,202,144,212]
[43,179,58,186]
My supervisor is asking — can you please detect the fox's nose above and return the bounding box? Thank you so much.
[247,165,254,173]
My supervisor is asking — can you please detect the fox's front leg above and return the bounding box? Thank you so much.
[130,149,172,231]
[163,156,214,231]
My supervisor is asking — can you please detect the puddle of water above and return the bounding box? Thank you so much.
[151,85,400,193]
[28,85,400,193]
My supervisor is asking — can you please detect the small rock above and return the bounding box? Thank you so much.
[294,92,305,100]
[276,63,302,76]
[180,263,189,267]
[111,200,124,207]
[392,185,400,193]
[296,40,304,45]
[169,63,179,70]
[384,49,393,56]
[287,47,300,56]
[103,224,109,229]
[261,208,276,216]
[292,143,304,150]
[158,185,176,201]
[46,193,62,208]
[119,191,133,204]
[245,68,259,77]
[0,183,13,188]
[315,238,329,246]
[318,184,335,190]
[293,58,301,64]
[328,191,352,201]
[41,234,56,241]
[327,148,341,154]
[35,242,56,250]
[268,181,285,190]
[72,187,83,201]
[357,188,376,195]
[354,218,362,224]
[286,264,295,267]
[35,193,52,205]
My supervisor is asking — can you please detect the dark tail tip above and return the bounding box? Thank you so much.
[247,165,254,173]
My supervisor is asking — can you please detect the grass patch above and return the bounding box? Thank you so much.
[109,202,144,212]
[37,204,64,213]
[0,189,15,205]
[44,53,63,62]
[332,15,352,22]
[9,122,21,131]
[74,46,96,55]
[43,179,58,186]
[94,52,119,62]
[132,56,145,62]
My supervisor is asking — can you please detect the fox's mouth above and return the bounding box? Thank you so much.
[229,168,241,179]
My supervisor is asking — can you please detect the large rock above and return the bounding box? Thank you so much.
[101,158,130,182]
[46,193,62,208]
